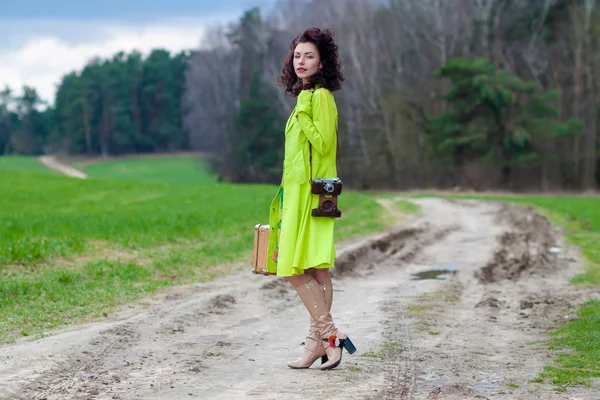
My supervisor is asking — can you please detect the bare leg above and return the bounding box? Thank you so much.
[308,268,332,288]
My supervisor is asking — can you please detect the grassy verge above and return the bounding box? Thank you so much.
[406,287,461,333]
[393,198,421,214]
[402,193,600,390]
[536,300,600,388]
[524,199,600,389]
[0,170,393,344]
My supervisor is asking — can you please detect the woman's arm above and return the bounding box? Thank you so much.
[296,89,336,155]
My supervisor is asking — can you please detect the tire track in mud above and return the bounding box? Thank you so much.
[365,199,500,400]
[3,294,239,399]
[374,199,597,400]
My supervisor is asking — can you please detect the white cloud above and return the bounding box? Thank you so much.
[0,16,234,104]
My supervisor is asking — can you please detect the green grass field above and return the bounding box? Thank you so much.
[0,155,55,174]
[82,155,218,185]
[0,159,395,343]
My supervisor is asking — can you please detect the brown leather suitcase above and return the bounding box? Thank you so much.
[252,224,274,275]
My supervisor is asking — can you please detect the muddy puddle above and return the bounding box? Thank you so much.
[411,269,456,280]
[411,261,464,280]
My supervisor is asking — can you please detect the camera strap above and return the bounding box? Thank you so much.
[308,127,341,183]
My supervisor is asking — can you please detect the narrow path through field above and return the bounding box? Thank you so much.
[38,155,88,179]
[0,198,596,399]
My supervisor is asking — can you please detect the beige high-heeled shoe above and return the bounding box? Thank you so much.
[291,279,356,370]
[319,327,355,370]
[287,283,332,368]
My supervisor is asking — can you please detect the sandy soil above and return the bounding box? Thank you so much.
[38,156,88,179]
[1,198,598,400]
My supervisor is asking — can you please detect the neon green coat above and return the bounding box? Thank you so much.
[266,87,339,276]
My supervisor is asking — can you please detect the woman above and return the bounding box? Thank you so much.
[265,27,356,371]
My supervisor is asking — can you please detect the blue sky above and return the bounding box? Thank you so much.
[0,0,274,103]
[1,0,272,20]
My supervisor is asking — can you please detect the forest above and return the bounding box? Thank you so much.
[1,0,599,191]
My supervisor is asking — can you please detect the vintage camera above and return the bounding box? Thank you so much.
[312,177,343,196]
[311,178,343,218]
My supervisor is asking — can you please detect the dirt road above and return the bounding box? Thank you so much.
[0,198,597,399]
[38,156,88,179]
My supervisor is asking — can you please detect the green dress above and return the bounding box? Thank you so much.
[267,87,339,277]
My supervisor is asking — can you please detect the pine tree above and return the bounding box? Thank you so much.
[427,57,581,187]
[233,72,285,183]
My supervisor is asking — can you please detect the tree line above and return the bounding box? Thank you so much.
[184,0,600,191]
[2,0,600,191]
[1,49,188,157]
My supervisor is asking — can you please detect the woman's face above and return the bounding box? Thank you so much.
[293,42,321,82]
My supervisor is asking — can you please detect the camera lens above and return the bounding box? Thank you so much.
[323,182,334,193]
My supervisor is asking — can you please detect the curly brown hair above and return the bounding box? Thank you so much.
[278,27,344,97]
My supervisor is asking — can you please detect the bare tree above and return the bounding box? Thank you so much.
[581,0,599,189]
[183,27,241,159]
[183,0,599,190]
